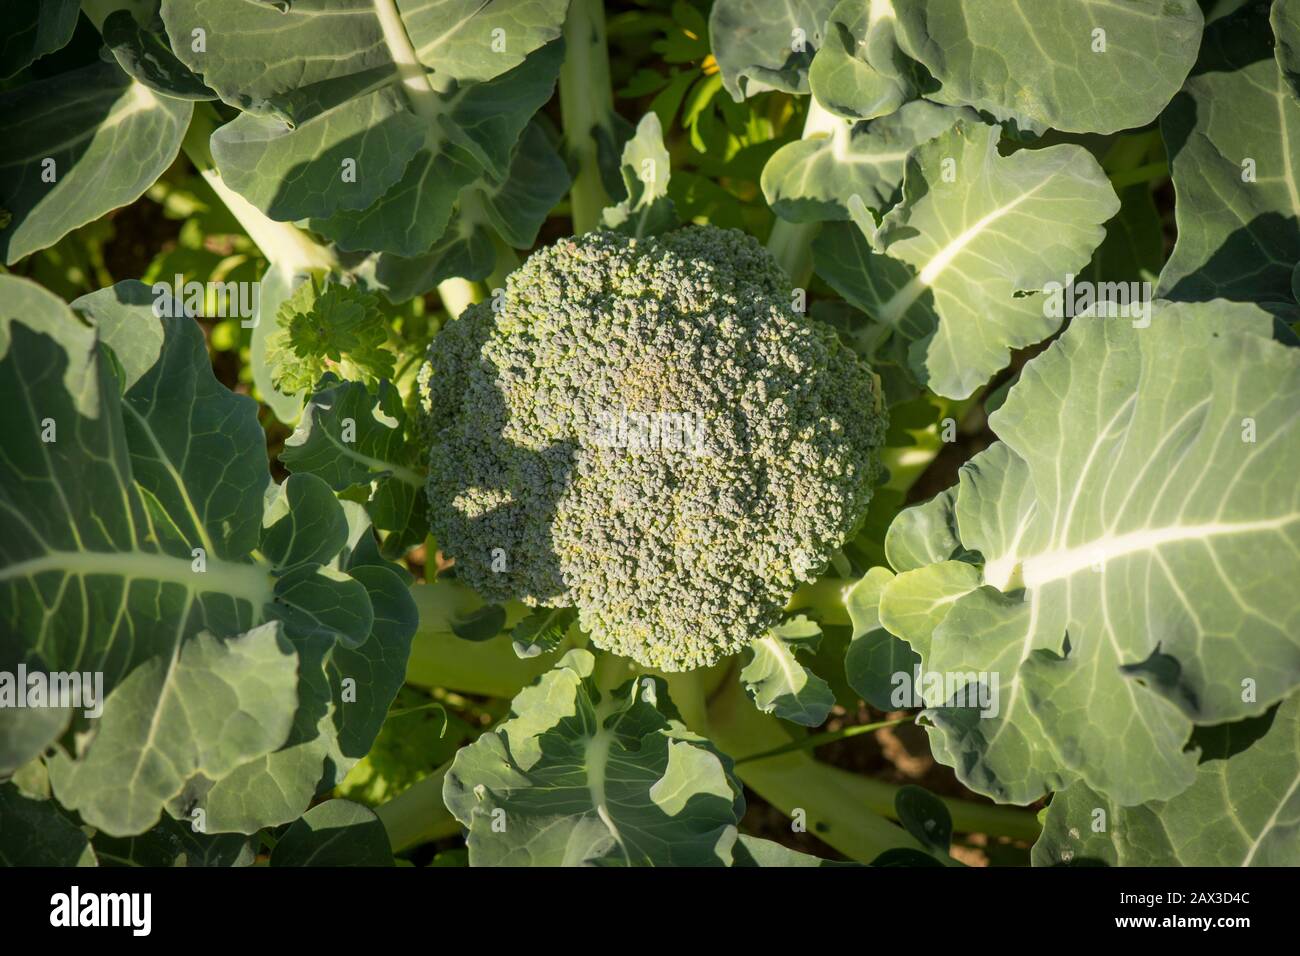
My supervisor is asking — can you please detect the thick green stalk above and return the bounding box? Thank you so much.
[435,278,484,318]
[673,670,930,862]
[765,97,843,287]
[559,0,615,234]
[880,390,984,495]
[679,672,1041,856]
[375,764,460,852]
[787,576,853,625]
[486,236,522,290]
[181,104,336,275]
[405,580,568,698]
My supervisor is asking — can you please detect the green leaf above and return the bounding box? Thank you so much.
[270,799,393,866]
[844,566,920,711]
[511,606,577,659]
[0,784,96,866]
[763,102,972,223]
[880,301,1300,806]
[0,276,413,837]
[443,649,745,866]
[102,9,217,101]
[883,487,960,571]
[1034,696,1300,866]
[733,835,858,867]
[249,260,307,425]
[0,0,80,80]
[309,42,565,257]
[0,61,192,264]
[0,706,71,777]
[870,847,944,867]
[1275,0,1300,99]
[601,113,678,238]
[48,623,300,836]
[894,784,951,854]
[265,277,395,395]
[365,119,569,302]
[450,604,507,643]
[1158,4,1300,306]
[741,619,835,727]
[183,511,416,834]
[281,375,428,557]
[821,0,1203,135]
[815,121,1119,399]
[160,1,565,257]
[709,0,837,100]
[808,0,928,122]
[93,814,254,867]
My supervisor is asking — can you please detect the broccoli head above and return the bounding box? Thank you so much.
[420,225,887,671]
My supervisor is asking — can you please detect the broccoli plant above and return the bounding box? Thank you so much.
[0,0,1297,872]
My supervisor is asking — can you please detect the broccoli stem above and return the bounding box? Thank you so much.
[787,576,853,625]
[405,580,570,698]
[879,390,986,496]
[765,97,844,287]
[668,669,931,862]
[559,0,616,234]
[374,762,461,852]
[434,278,484,318]
[181,104,337,276]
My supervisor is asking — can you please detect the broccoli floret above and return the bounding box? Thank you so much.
[420,225,887,671]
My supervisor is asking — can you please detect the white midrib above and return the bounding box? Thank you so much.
[759,634,801,687]
[0,549,274,607]
[317,428,424,487]
[5,83,160,168]
[1240,768,1300,866]
[983,514,1300,591]
[877,183,1043,326]
[585,727,627,860]
[372,0,446,116]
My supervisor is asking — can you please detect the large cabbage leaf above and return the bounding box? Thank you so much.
[1034,696,1300,866]
[0,276,416,837]
[1158,2,1300,308]
[160,0,568,259]
[872,300,1299,807]
[444,649,746,866]
[815,121,1119,399]
[805,0,1203,134]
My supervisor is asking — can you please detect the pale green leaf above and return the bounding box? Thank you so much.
[444,649,745,866]
[815,121,1119,398]
[1034,696,1300,866]
[602,113,677,238]
[880,302,1300,806]
[763,101,972,223]
[709,0,836,100]
[742,624,835,727]
[844,566,920,711]
[1158,4,1300,305]
[0,62,192,264]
